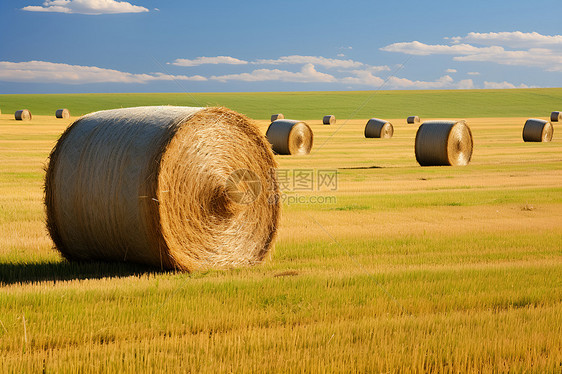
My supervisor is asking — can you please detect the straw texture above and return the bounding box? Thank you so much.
[45,106,280,271]
[407,116,420,124]
[550,111,561,122]
[266,119,313,155]
[15,109,31,121]
[323,115,336,125]
[56,108,70,118]
[271,113,284,122]
[415,120,473,166]
[365,118,394,138]
[522,119,553,142]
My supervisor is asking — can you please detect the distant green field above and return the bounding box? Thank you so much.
[1,88,561,119]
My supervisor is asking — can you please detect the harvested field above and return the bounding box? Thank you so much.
[0,111,561,372]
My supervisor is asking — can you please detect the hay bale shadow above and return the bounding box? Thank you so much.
[338,165,383,170]
[0,261,162,286]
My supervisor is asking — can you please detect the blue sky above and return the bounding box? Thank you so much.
[1,0,561,93]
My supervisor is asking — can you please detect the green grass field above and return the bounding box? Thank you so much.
[1,91,561,372]
[2,87,562,119]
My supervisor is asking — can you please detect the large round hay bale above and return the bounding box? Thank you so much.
[45,106,280,272]
[270,113,284,122]
[323,115,335,125]
[265,119,313,155]
[15,109,31,121]
[522,119,553,142]
[407,115,420,124]
[550,111,561,122]
[364,118,393,138]
[415,120,473,166]
[55,108,70,118]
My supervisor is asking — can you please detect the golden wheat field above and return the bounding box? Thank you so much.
[1,113,561,372]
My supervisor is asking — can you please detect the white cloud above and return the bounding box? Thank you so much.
[168,55,390,77]
[341,71,385,86]
[483,81,531,89]
[386,75,458,89]
[253,55,365,69]
[208,61,475,89]
[467,71,480,75]
[381,41,484,56]
[381,36,562,72]
[341,70,473,90]
[451,31,562,48]
[446,68,457,73]
[168,56,248,67]
[0,61,206,84]
[362,65,392,73]
[456,79,475,89]
[210,63,337,83]
[453,47,562,71]
[22,0,149,15]
[386,75,474,90]
[337,53,345,57]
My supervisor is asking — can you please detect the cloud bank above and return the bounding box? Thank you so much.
[381,31,562,72]
[0,61,205,84]
[169,55,389,72]
[450,31,562,48]
[253,55,366,69]
[483,81,531,89]
[211,64,337,83]
[0,47,535,90]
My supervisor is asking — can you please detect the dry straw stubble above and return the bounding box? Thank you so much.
[45,106,280,271]
[522,119,553,142]
[415,120,473,166]
[15,109,32,121]
[266,119,313,155]
[56,108,70,118]
[365,118,394,138]
[323,115,336,125]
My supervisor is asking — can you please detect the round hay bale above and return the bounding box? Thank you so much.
[45,106,280,272]
[550,111,561,122]
[270,113,284,122]
[407,115,420,124]
[55,108,70,118]
[323,115,335,125]
[265,119,313,155]
[364,118,394,138]
[15,109,31,121]
[415,120,473,166]
[522,119,553,142]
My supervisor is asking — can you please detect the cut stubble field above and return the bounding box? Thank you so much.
[0,110,561,372]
